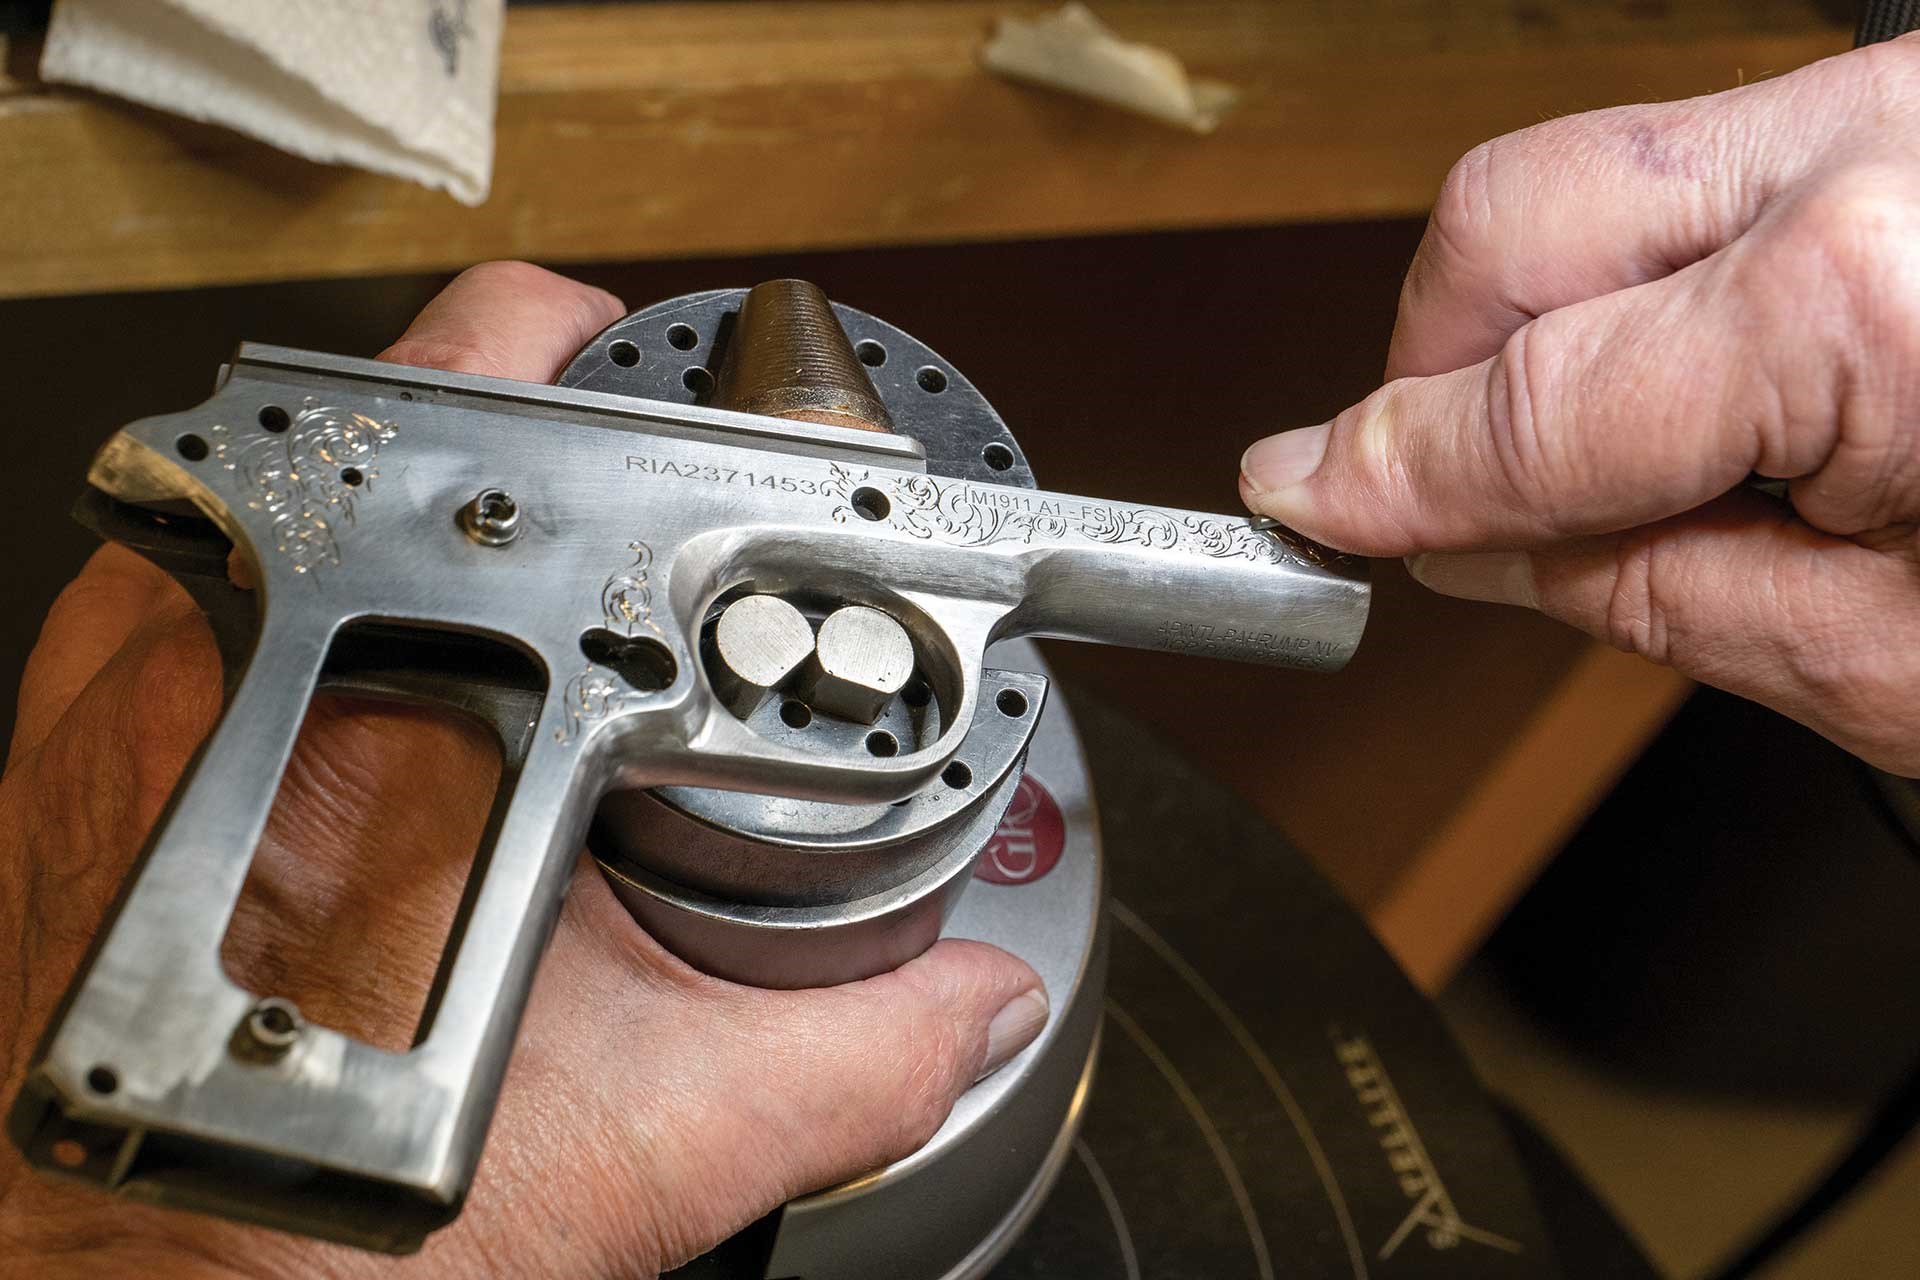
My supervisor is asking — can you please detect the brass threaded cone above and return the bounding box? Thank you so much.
[711,280,895,434]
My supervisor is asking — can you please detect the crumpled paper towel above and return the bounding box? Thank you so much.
[40,0,504,204]
[981,3,1239,134]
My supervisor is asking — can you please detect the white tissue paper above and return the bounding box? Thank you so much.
[40,0,504,204]
[981,3,1240,134]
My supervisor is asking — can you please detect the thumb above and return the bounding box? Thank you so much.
[658,937,1048,1267]
[748,937,1050,1193]
[504,867,1050,1273]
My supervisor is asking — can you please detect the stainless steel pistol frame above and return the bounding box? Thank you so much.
[8,344,1369,1250]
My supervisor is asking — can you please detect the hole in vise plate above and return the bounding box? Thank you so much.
[996,688,1029,718]
[608,340,640,368]
[176,433,209,461]
[580,628,678,693]
[856,339,886,367]
[866,730,899,757]
[666,323,699,351]
[258,405,290,433]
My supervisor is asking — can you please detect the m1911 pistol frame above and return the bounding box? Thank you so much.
[8,343,1368,1250]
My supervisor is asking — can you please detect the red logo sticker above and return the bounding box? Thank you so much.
[974,774,1066,885]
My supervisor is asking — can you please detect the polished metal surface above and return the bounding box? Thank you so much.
[709,593,817,717]
[12,289,1369,1259]
[803,604,917,724]
[600,665,1046,991]
[761,640,1107,1280]
[597,667,1042,909]
[588,293,1103,1280]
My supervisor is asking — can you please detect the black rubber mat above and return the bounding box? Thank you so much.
[988,695,1587,1280]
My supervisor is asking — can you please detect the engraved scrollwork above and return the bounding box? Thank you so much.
[557,539,667,744]
[1180,514,1262,560]
[824,462,872,525]
[557,668,630,745]
[823,466,1333,568]
[1248,520,1344,569]
[210,402,398,574]
[600,540,663,637]
[1080,504,1180,550]
[876,471,1069,547]
[887,473,944,541]
[1178,514,1333,567]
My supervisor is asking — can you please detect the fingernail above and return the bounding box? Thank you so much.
[1240,423,1331,498]
[979,988,1049,1081]
[1406,552,1538,609]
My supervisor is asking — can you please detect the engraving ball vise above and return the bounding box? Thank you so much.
[8,281,1368,1273]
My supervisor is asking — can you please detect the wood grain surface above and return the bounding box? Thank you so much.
[0,1,1850,298]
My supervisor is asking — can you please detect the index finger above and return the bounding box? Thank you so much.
[378,260,625,382]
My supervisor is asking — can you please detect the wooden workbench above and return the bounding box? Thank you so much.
[0,1,1851,300]
[0,2,1849,987]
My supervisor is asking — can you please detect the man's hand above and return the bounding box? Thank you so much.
[0,262,1049,1278]
[1240,35,1920,775]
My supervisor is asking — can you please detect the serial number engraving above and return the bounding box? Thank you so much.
[626,454,826,495]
